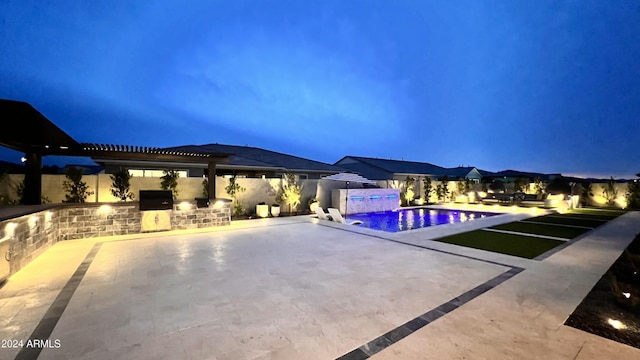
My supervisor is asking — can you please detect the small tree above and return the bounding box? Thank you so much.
[423,177,433,204]
[225,176,246,217]
[402,176,415,206]
[514,177,529,193]
[63,167,94,203]
[435,183,445,202]
[580,181,594,207]
[441,175,450,201]
[110,168,134,201]
[277,173,302,214]
[202,178,209,198]
[456,180,465,196]
[533,177,545,200]
[464,178,472,193]
[625,173,640,209]
[160,169,180,199]
[603,176,618,207]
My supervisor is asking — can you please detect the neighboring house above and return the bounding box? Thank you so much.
[95,143,347,179]
[442,167,483,182]
[60,164,104,175]
[481,169,561,183]
[334,156,483,182]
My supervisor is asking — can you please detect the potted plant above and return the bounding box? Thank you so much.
[256,202,269,218]
[271,203,280,217]
[308,196,319,213]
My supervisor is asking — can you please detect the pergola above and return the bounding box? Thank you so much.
[0,99,230,205]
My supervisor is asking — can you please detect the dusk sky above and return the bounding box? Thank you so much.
[1,1,639,178]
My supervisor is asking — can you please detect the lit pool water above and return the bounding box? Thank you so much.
[347,207,502,233]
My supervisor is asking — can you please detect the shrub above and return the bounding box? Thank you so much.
[456,180,465,196]
[225,176,246,217]
[110,168,134,201]
[514,177,529,193]
[160,169,180,199]
[533,177,545,199]
[423,177,433,203]
[402,176,415,206]
[625,173,640,210]
[277,173,302,213]
[441,175,449,201]
[603,177,618,207]
[435,184,445,202]
[63,167,94,203]
[202,178,209,198]
[580,181,594,207]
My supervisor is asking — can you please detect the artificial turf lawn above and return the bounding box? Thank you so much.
[524,215,606,228]
[490,221,590,239]
[433,230,565,259]
[563,212,623,221]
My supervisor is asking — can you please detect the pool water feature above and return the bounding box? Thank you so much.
[347,207,502,233]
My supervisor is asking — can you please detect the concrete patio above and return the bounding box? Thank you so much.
[1,212,639,360]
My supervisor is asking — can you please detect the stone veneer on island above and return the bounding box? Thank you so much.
[0,199,231,277]
[331,188,401,215]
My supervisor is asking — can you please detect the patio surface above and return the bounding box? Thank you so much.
[1,211,639,360]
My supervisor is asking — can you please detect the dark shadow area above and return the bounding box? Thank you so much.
[565,233,640,349]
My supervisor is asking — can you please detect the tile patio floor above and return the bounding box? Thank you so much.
[1,212,639,360]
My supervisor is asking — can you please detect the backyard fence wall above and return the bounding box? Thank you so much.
[0,174,633,210]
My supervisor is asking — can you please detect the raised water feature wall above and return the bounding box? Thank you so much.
[331,188,400,215]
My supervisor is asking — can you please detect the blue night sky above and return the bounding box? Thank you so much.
[1,1,639,178]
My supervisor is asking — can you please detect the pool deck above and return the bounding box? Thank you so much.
[0,210,639,359]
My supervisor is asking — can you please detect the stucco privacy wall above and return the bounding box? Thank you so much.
[1,201,231,276]
[0,174,633,209]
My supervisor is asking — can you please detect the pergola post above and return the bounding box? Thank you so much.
[23,151,42,205]
[207,161,216,201]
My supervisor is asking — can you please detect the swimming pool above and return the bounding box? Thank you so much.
[347,207,502,233]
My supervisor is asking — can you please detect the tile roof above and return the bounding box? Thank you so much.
[166,144,346,173]
[337,156,446,176]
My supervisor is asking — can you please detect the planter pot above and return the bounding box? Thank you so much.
[256,204,269,218]
[271,206,280,217]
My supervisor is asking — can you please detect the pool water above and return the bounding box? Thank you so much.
[347,207,502,233]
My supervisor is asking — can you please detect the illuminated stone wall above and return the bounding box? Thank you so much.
[0,201,231,277]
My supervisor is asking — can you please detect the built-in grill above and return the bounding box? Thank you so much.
[139,190,173,211]
[139,190,173,232]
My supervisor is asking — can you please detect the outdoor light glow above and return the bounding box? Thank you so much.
[45,211,53,222]
[28,216,38,228]
[20,157,26,163]
[511,205,517,211]
[531,207,538,213]
[3,222,17,239]
[622,292,631,299]
[214,200,224,208]
[98,205,112,214]
[179,201,192,210]
[607,318,627,330]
